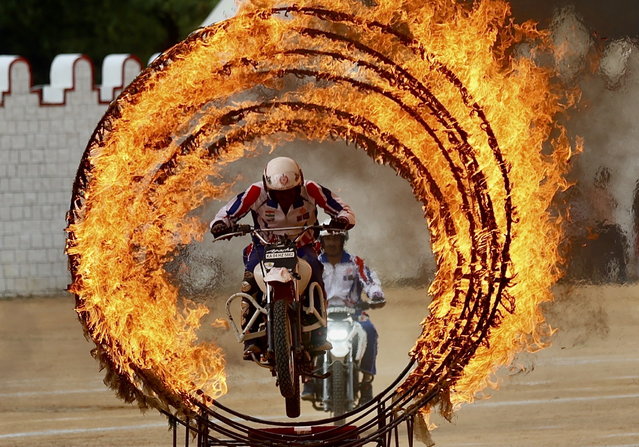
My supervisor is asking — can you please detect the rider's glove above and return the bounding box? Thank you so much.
[210,221,231,237]
[329,216,353,230]
[235,224,253,234]
[369,293,386,309]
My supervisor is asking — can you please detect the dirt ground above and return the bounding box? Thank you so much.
[0,284,638,447]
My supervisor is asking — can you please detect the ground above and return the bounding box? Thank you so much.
[0,284,637,447]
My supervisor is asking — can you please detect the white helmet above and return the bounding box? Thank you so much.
[319,218,349,242]
[263,157,303,191]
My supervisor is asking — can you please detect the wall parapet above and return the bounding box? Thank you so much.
[0,53,142,297]
[0,53,142,106]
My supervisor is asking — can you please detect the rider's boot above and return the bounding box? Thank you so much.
[243,343,261,360]
[302,287,331,353]
[301,380,316,401]
[359,372,374,404]
[241,272,263,360]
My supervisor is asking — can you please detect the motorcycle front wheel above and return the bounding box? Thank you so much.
[331,360,348,420]
[273,299,300,416]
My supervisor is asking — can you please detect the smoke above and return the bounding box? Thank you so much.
[544,284,610,347]
[509,0,639,40]
[541,5,639,282]
[550,6,592,83]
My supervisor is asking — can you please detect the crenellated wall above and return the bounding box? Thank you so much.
[0,54,142,297]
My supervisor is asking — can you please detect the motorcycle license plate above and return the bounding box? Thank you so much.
[264,246,297,269]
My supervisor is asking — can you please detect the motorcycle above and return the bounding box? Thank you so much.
[309,300,368,419]
[215,224,328,418]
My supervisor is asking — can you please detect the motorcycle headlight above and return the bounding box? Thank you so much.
[327,324,350,342]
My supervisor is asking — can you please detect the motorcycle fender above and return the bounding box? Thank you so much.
[254,265,293,292]
[254,262,312,294]
[353,322,368,362]
[253,265,267,293]
[296,259,312,292]
[264,267,293,283]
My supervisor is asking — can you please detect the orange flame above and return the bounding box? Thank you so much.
[66,0,575,416]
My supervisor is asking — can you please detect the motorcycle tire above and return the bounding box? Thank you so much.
[285,391,300,418]
[331,360,348,419]
[273,299,297,400]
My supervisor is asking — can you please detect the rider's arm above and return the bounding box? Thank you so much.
[354,256,384,300]
[210,183,263,230]
[305,181,356,229]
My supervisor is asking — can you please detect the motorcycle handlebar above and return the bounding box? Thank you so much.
[327,305,357,315]
[212,223,339,243]
[327,302,374,314]
[328,301,383,312]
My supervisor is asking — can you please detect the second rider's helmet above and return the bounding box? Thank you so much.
[319,218,349,243]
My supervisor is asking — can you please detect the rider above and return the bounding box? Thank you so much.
[302,225,386,404]
[210,156,356,359]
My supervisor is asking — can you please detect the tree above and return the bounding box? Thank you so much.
[0,0,218,85]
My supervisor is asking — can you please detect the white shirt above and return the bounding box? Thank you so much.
[320,251,384,308]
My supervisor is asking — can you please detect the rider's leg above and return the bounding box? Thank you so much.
[359,373,374,405]
[301,353,324,401]
[358,319,378,404]
[240,270,260,335]
[298,245,331,352]
[301,379,317,401]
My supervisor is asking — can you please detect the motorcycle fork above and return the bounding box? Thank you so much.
[346,352,355,407]
[322,351,330,407]
[266,283,273,357]
[291,302,304,360]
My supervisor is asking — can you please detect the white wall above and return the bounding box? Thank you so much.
[0,54,141,297]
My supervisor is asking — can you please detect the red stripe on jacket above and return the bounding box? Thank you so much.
[354,256,370,283]
[305,181,328,210]
[234,184,262,218]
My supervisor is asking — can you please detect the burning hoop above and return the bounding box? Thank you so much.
[65,0,574,422]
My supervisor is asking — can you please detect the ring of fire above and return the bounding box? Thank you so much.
[65,0,573,418]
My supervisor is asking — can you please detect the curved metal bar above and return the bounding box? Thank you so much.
[225,292,267,342]
[175,379,438,447]
[205,359,415,426]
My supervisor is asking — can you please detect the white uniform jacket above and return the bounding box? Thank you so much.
[212,180,356,247]
[320,251,384,308]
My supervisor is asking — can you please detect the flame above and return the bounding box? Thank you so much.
[211,318,230,330]
[66,0,575,416]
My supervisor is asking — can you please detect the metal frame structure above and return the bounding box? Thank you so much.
[161,359,438,447]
